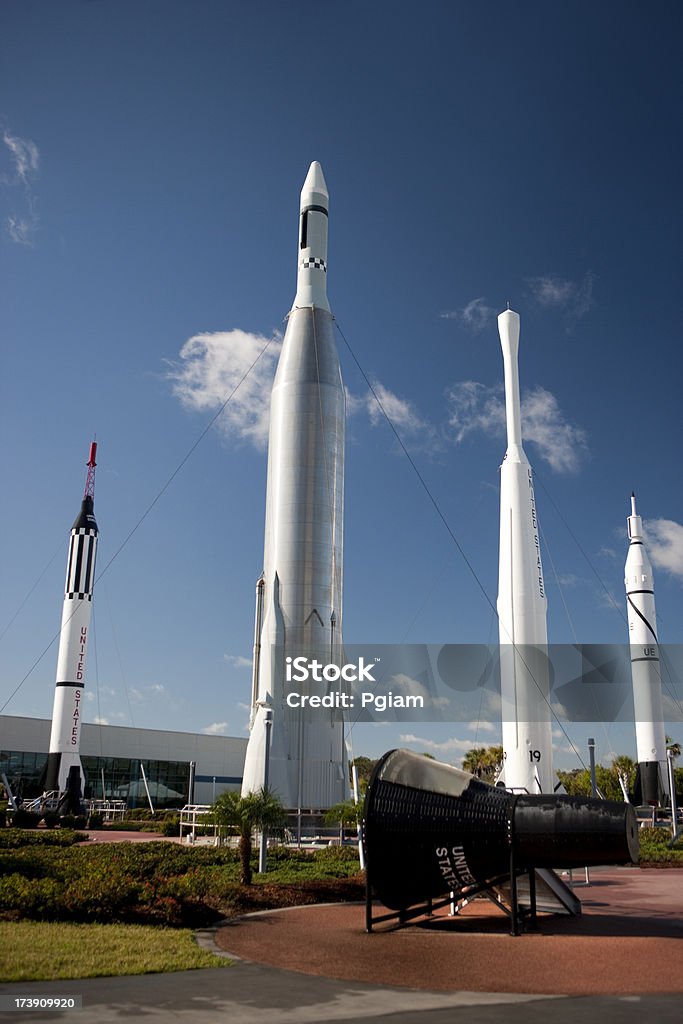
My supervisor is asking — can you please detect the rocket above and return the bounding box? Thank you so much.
[625,494,668,806]
[43,442,99,805]
[241,162,347,809]
[497,310,554,793]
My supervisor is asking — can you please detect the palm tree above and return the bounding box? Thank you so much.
[324,799,360,843]
[666,736,681,761]
[211,787,285,884]
[462,745,504,784]
[611,754,636,796]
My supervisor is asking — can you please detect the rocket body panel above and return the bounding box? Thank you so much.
[45,493,98,795]
[497,311,553,794]
[625,498,668,803]
[242,163,347,809]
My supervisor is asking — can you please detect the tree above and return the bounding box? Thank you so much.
[350,756,377,789]
[462,745,504,785]
[324,799,361,843]
[666,736,681,761]
[211,787,285,884]
[611,755,636,797]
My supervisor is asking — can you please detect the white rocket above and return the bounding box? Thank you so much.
[497,310,554,793]
[241,162,347,810]
[625,493,668,805]
[44,443,99,802]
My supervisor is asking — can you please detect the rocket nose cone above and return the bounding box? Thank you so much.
[302,161,328,199]
[498,308,520,348]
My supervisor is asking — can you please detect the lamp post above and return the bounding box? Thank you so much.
[258,709,273,874]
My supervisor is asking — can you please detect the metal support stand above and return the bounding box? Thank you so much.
[509,847,520,936]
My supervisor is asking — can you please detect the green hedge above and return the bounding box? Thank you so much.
[0,841,361,927]
[0,830,87,849]
[638,826,683,864]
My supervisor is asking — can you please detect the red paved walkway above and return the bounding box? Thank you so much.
[216,868,683,996]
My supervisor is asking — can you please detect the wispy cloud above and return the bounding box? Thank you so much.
[526,272,595,329]
[399,733,479,754]
[225,654,252,669]
[522,386,588,472]
[447,381,588,473]
[466,720,496,732]
[363,382,428,435]
[440,297,497,332]
[203,721,229,735]
[447,381,505,443]
[644,519,683,582]
[166,330,282,448]
[169,331,437,452]
[1,128,40,245]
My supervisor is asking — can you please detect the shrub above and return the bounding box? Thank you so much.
[0,829,86,849]
[86,813,104,830]
[43,812,59,830]
[161,816,180,837]
[60,815,87,830]
[10,809,41,830]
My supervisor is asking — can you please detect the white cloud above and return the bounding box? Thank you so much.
[203,721,229,735]
[447,381,505,444]
[596,587,622,612]
[644,519,683,582]
[446,381,587,472]
[168,331,434,452]
[2,129,40,246]
[440,297,497,333]
[399,733,479,754]
[555,573,580,587]
[363,382,428,436]
[466,720,495,732]
[521,386,588,472]
[225,654,253,669]
[526,272,595,327]
[149,683,166,694]
[167,330,282,448]
[92,716,109,725]
[2,130,39,182]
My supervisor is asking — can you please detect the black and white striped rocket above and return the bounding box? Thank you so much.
[43,443,99,798]
[625,493,669,806]
[241,162,347,810]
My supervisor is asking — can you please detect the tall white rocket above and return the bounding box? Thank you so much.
[497,310,554,793]
[625,494,668,805]
[241,162,347,810]
[44,443,99,799]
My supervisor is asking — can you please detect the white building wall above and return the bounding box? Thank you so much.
[0,715,247,802]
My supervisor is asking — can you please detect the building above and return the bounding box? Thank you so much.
[0,715,247,809]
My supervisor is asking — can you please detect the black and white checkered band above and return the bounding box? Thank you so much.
[300,257,327,272]
[66,593,93,601]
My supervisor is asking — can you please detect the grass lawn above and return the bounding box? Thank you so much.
[0,922,230,983]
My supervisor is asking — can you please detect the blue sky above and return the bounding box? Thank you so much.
[1,1,682,771]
